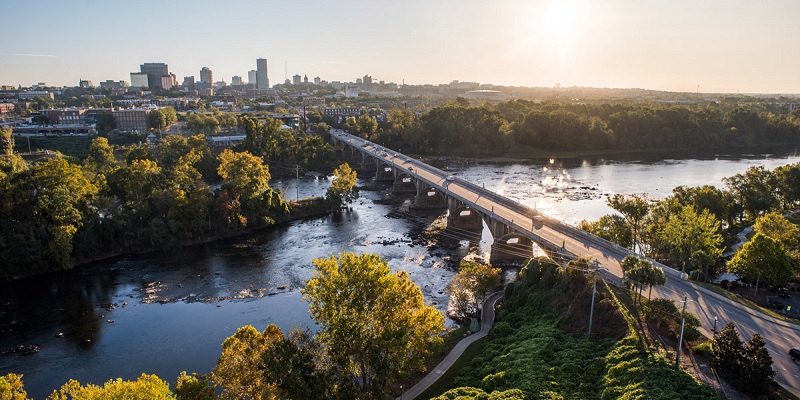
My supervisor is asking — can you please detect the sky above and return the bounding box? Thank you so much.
[2,0,799,94]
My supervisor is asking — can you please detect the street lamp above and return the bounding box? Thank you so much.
[712,317,718,336]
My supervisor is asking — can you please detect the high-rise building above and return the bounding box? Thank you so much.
[232,76,243,86]
[314,76,321,85]
[248,70,257,86]
[200,67,213,84]
[139,63,170,90]
[130,72,149,88]
[363,75,372,84]
[256,58,269,89]
[292,74,301,85]
[303,75,309,83]
[183,76,195,88]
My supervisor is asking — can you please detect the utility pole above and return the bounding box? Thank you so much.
[676,294,687,367]
[296,165,299,201]
[588,263,598,336]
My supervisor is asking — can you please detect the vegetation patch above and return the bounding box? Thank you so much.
[436,257,715,400]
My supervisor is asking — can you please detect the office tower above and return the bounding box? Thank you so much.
[363,75,372,84]
[200,67,213,84]
[293,74,301,85]
[248,70,257,85]
[232,76,243,86]
[139,63,169,89]
[314,76,321,85]
[183,76,195,88]
[256,58,269,89]
[304,74,308,83]
[130,72,149,88]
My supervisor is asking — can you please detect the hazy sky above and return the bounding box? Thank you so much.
[2,0,798,94]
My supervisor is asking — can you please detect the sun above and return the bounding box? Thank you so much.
[542,2,578,38]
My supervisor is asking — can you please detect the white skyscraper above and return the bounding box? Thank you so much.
[248,70,257,86]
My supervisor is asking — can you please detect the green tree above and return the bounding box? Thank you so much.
[448,262,501,317]
[659,205,723,272]
[723,166,779,221]
[83,136,117,179]
[709,322,745,379]
[217,113,238,130]
[432,387,526,400]
[174,372,214,400]
[212,325,283,400]
[47,374,175,400]
[754,211,799,249]
[0,373,30,400]
[261,328,332,400]
[741,333,775,395]
[184,113,221,136]
[0,126,13,156]
[343,116,359,134]
[302,252,445,398]
[357,114,378,138]
[94,112,117,135]
[306,110,323,124]
[773,163,800,208]
[727,233,792,295]
[577,214,632,249]
[326,163,358,208]
[217,149,287,227]
[148,109,168,131]
[607,194,650,252]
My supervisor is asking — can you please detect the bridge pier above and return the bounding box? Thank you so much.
[393,173,416,194]
[413,186,447,210]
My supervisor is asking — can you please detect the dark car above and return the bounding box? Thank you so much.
[768,299,785,309]
[778,288,791,298]
[789,348,800,361]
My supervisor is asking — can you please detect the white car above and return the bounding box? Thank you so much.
[533,215,544,221]
[446,175,455,181]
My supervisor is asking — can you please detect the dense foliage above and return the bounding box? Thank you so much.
[0,135,289,280]
[580,161,800,282]
[709,323,775,395]
[369,101,800,156]
[441,257,713,399]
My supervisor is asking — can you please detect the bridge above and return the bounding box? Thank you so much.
[331,129,800,397]
[331,129,684,281]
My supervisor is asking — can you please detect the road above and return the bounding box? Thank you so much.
[333,130,800,396]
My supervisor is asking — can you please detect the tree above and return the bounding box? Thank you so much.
[607,194,650,252]
[448,262,501,318]
[94,112,117,135]
[710,322,745,379]
[754,211,799,250]
[0,126,13,156]
[47,374,175,400]
[577,214,632,249]
[741,333,775,395]
[659,205,723,272]
[148,109,168,131]
[727,233,792,295]
[83,136,117,179]
[724,166,779,221]
[621,256,665,303]
[212,324,283,400]
[0,373,30,400]
[261,328,332,400]
[174,372,214,400]
[302,252,445,398]
[217,149,286,227]
[357,114,378,138]
[326,163,358,208]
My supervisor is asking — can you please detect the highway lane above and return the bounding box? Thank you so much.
[333,130,800,396]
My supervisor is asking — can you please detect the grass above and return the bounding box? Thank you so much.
[14,136,93,161]
[412,337,486,400]
[693,281,799,325]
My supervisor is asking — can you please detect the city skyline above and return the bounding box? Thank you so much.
[2,0,799,94]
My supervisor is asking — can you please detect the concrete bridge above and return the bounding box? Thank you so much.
[331,128,800,397]
[330,129,682,278]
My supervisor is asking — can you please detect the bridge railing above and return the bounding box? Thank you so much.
[334,131,688,280]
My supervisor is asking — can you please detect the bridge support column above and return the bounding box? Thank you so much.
[413,187,447,210]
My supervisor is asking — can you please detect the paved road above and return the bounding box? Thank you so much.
[400,291,504,400]
[334,130,800,396]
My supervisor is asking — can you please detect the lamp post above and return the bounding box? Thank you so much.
[712,316,718,336]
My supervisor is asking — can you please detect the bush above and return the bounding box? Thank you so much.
[693,342,712,357]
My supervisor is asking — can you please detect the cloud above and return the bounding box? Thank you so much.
[1,53,57,58]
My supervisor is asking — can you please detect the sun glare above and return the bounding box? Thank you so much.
[542,2,578,38]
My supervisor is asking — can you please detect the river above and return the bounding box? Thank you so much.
[2,148,800,398]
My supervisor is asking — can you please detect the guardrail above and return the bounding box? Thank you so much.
[334,131,688,280]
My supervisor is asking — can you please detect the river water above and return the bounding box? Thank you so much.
[2,148,800,398]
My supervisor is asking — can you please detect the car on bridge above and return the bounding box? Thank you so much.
[446,175,455,181]
[789,348,800,361]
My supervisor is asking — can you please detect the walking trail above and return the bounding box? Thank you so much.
[400,291,504,400]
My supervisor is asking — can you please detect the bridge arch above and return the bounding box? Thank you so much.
[446,205,484,232]
[414,186,446,209]
[393,173,416,193]
[490,232,534,264]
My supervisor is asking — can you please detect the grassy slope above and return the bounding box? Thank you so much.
[433,259,715,400]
